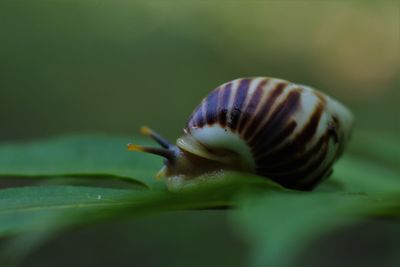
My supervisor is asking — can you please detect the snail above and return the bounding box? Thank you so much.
[128,77,353,190]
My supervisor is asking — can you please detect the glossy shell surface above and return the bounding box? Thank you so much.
[178,77,353,190]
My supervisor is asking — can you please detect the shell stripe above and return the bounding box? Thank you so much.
[188,101,205,128]
[258,132,327,177]
[328,117,339,144]
[242,82,287,141]
[237,79,268,133]
[192,106,205,128]
[228,78,251,130]
[217,82,233,127]
[267,137,330,190]
[251,89,302,155]
[256,101,324,162]
[266,120,298,150]
[189,87,221,128]
[205,88,220,125]
[259,131,327,173]
[254,104,331,190]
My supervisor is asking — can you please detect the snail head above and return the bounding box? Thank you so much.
[127,126,229,180]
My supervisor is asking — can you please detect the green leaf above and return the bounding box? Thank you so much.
[0,134,163,189]
[0,185,144,236]
[0,173,282,237]
[233,191,400,267]
[0,174,281,265]
[349,131,400,172]
[0,185,152,265]
[330,155,400,193]
[1,134,400,267]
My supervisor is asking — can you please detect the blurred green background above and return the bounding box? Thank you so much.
[1,1,399,142]
[0,1,399,266]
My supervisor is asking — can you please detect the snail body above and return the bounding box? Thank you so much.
[129,77,353,190]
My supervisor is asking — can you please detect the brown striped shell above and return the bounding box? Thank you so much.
[175,77,353,190]
[129,77,353,191]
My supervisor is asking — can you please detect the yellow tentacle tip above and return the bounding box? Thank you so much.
[155,166,167,180]
[127,143,144,152]
[140,126,152,136]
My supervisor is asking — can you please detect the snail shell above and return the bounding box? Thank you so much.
[129,77,353,190]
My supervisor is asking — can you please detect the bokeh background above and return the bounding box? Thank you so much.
[1,1,399,266]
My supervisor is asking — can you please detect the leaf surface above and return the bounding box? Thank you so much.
[0,135,163,188]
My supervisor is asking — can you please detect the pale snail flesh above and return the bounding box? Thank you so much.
[128,77,353,191]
